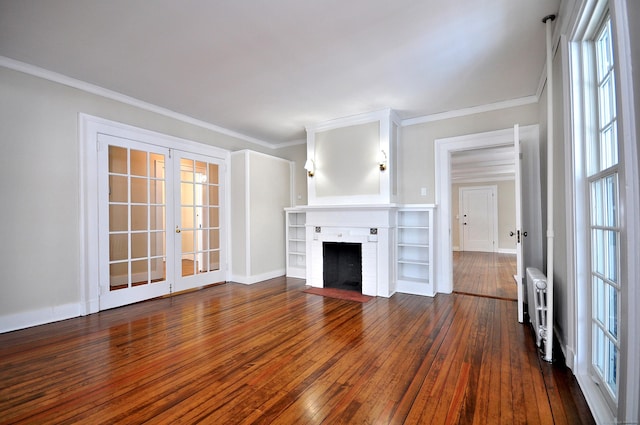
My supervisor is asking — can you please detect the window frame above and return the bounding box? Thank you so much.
[586,12,620,407]
[567,0,639,422]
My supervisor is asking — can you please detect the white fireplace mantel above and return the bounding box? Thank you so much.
[300,204,397,297]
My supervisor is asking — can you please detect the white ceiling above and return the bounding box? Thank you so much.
[0,0,559,146]
[451,146,515,183]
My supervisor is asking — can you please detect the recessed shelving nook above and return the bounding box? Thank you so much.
[285,208,306,278]
[396,205,435,296]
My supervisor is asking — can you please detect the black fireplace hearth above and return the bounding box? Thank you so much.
[323,242,362,292]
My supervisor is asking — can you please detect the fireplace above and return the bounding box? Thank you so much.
[303,205,396,297]
[323,242,362,292]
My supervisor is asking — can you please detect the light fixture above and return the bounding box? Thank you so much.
[377,150,387,171]
[304,159,315,177]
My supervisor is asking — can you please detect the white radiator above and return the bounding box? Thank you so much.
[526,267,548,348]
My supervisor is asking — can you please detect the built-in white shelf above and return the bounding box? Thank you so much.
[285,208,306,278]
[396,206,435,296]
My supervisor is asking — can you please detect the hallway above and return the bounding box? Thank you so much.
[453,251,517,300]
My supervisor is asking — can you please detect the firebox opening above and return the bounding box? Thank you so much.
[323,242,362,292]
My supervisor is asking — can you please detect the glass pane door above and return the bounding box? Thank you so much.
[98,135,173,310]
[174,151,225,292]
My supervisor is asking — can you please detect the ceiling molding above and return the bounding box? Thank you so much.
[0,56,281,150]
[272,138,307,149]
[400,95,539,127]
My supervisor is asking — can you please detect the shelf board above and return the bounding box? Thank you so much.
[397,276,429,284]
[398,243,429,248]
[289,238,306,242]
[398,259,429,266]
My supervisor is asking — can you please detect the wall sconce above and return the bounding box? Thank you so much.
[377,150,387,171]
[304,159,315,177]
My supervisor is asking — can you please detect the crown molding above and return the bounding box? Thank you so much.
[0,56,282,149]
[272,138,307,149]
[401,95,539,127]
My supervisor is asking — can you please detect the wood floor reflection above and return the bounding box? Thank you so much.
[0,276,592,424]
[453,251,518,300]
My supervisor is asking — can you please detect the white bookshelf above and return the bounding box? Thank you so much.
[396,206,435,296]
[285,208,306,278]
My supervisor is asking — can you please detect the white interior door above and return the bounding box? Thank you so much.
[97,134,174,310]
[173,150,226,292]
[460,186,497,252]
[513,124,525,323]
[97,136,226,310]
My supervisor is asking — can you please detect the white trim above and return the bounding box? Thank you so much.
[401,96,538,127]
[611,0,640,420]
[231,270,286,285]
[273,138,306,149]
[1,56,279,149]
[305,108,396,133]
[497,248,517,255]
[561,32,579,369]
[244,152,252,277]
[576,373,617,424]
[0,303,82,334]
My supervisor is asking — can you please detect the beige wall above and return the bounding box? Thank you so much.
[451,180,517,252]
[248,151,291,276]
[274,143,307,205]
[0,67,295,322]
[314,122,380,197]
[230,150,291,281]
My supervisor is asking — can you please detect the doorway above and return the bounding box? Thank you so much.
[80,115,229,314]
[97,135,226,310]
[434,125,543,320]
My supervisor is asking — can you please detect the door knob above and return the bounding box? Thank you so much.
[175,226,181,234]
[509,231,515,237]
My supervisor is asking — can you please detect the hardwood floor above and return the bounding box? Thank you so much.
[0,278,593,424]
[453,251,518,300]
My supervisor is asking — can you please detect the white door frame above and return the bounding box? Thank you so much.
[79,114,230,315]
[458,185,498,252]
[434,124,542,294]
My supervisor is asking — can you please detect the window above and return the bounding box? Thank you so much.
[587,15,620,404]
[570,0,639,421]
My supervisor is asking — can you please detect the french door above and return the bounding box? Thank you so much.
[172,150,225,292]
[97,134,225,310]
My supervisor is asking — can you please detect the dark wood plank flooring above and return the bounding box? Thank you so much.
[0,277,593,424]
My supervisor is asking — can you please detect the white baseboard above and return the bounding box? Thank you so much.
[230,269,285,285]
[452,246,460,252]
[497,248,517,254]
[396,280,435,297]
[0,302,82,334]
